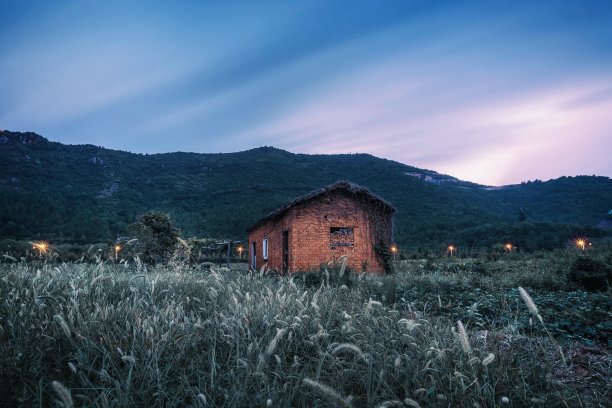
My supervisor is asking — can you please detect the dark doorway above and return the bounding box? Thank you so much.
[251,242,256,269]
[282,230,289,274]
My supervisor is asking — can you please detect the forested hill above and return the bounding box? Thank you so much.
[1,130,611,250]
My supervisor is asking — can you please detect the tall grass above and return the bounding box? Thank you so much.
[0,261,609,406]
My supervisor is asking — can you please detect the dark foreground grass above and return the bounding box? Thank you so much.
[0,261,610,407]
[366,258,612,348]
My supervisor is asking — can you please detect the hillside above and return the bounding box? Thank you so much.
[1,130,610,249]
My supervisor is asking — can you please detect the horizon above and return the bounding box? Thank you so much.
[2,1,612,185]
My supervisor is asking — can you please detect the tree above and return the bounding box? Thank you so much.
[127,211,180,264]
[518,207,527,222]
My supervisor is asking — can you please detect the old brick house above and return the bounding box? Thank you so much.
[247,180,395,274]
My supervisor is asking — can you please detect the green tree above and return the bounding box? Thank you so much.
[127,211,180,264]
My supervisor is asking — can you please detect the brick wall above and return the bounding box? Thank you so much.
[248,190,393,273]
[247,214,292,273]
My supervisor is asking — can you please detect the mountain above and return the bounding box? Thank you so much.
[1,130,610,250]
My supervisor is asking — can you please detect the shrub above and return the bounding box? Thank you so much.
[374,241,394,273]
[467,261,489,275]
[127,211,180,265]
[568,256,612,291]
[301,258,351,288]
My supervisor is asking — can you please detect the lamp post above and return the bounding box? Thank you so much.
[505,243,512,253]
[576,239,586,251]
[448,245,455,257]
[391,245,397,260]
[114,245,121,261]
[237,246,243,259]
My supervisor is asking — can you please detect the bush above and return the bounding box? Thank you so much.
[127,211,180,265]
[467,261,489,275]
[568,256,612,291]
[301,258,351,288]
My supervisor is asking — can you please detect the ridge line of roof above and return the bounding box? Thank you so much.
[247,180,395,232]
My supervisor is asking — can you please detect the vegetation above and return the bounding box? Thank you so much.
[1,131,611,250]
[568,256,612,291]
[0,238,244,266]
[449,221,606,252]
[127,211,180,265]
[1,253,610,407]
[390,255,612,348]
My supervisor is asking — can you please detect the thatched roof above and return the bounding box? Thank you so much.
[247,180,395,232]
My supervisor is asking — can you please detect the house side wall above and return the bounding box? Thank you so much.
[248,216,291,273]
[248,190,394,273]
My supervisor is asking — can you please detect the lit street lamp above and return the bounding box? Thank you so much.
[390,245,397,260]
[33,242,47,256]
[237,246,244,259]
[505,243,512,253]
[576,239,586,251]
[448,245,455,257]
[114,245,121,261]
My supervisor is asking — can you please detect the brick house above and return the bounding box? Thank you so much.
[247,180,395,274]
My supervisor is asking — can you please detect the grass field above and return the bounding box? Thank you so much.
[0,255,610,407]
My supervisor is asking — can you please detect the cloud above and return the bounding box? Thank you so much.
[1,1,611,184]
[238,47,612,185]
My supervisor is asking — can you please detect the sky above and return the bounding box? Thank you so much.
[1,0,611,186]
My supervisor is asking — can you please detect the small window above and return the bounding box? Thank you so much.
[330,227,354,249]
[263,238,269,260]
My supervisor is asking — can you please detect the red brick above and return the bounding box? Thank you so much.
[247,182,394,274]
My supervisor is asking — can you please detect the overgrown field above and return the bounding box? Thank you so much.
[0,258,610,407]
[389,256,612,348]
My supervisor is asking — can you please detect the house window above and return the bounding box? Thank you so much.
[263,238,268,260]
[330,227,354,249]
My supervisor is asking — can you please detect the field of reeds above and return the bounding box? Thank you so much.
[0,255,610,407]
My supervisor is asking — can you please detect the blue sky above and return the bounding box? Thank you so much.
[1,0,611,185]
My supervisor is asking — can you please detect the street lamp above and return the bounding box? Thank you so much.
[505,243,512,253]
[237,246,244,259]
[448,245,455,257]
[114,245,121,261]
[390,245,397,260]
[33,242,47,256]
[576,239,586,251]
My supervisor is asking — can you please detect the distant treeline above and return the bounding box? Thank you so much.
[0,239,248,265]
[2,235,609,265]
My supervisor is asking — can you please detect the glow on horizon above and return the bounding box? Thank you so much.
[1,1,611,186]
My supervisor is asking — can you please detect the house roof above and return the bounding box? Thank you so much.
[247,180,396,232]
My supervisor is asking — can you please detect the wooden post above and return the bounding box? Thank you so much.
[227,242,231,269]
[215,240,242,270]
